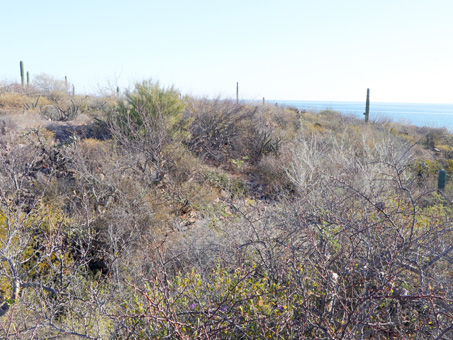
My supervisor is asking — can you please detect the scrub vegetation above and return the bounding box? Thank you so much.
[0,77,452,339]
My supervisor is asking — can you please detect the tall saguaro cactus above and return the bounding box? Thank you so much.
[26,71,30,87]
[20,61,25,87]
[438,169,446,191]
[236,82,239,104]
[364,88,370,123]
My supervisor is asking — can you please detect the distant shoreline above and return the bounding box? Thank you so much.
[269,100,453,131]
[270,100,453,105]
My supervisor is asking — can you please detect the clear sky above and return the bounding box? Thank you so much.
[2,0,452,103]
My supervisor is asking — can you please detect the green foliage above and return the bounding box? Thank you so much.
[112,79,186,138]
[252,130,280,158]
[122,265,294,339]
[204,169,247,197]
[231,156,248,170]
[107,80,188,183]
[0,202,75,282]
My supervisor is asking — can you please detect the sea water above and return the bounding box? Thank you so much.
[273,100,453,132]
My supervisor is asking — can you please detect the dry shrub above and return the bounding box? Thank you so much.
[185,98,256,164]
[0,92,37,109]
[1,110,53,131]
[298,109,360,135]
[302,121,329,135]
[203,168,248,198]
[418,126,452,149]
[62,138,173,280]
[78,138,111,158]
[186,99,285,167]
[164,144,221,214]
[36,95,51,108]
[0,118,17,136]
[164,143,201,183]
[46,90,67,102]
[255,153,295,198]
[177,181,218,210]
[285,127,413,206]
[254,105,301,138]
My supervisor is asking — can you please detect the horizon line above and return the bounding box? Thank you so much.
[263,99,453,105]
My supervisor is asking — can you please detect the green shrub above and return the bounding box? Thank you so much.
[120,265,295,339]
[107,80,187,183]
[204,169,247,197]
[110,80,186,138]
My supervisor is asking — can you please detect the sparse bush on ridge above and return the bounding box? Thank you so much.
[0,77,451,339]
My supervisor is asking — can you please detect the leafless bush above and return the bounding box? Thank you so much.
[185,98,284,169]
[185,98,254,163]
[285,128,413,205]
[32,73,67,95]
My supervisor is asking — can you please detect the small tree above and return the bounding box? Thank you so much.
[108,80,187,183]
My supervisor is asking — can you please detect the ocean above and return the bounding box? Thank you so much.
[272,100,453,132]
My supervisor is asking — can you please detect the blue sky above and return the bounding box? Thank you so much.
[2,0,452,103]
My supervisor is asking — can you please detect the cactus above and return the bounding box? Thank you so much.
[26,71,30,87]
[65,76,68,92]
[43,99,79,121]
[23,95,41,110]
[363,88,370,123]
[438,169,446,191]
[20,61,25,87]
[117,86,120,97]
[72,84,75,96]
[236,82,239,104]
